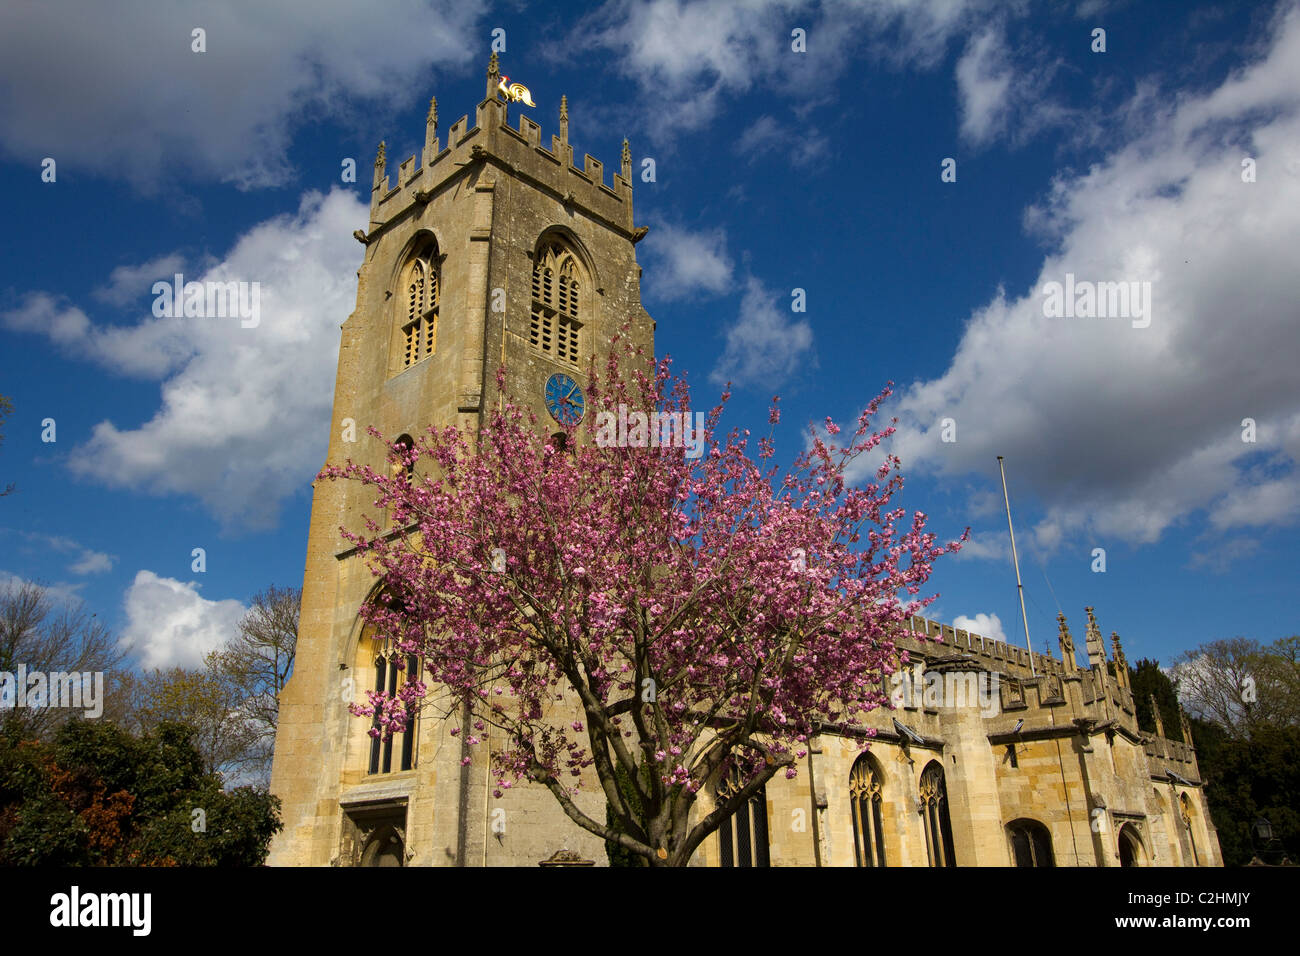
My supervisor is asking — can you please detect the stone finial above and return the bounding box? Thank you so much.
[1083,606,1108,672]
[372,141,387,193]
[1057,612,1077,671]
[484,53,505,118]
[423,98,441,166]
[1149,692,1166,737]
[1179,709,1193,745]
[560,94,568,120]
[622,137,631,173]
[1057,613,1073,653]
[1111,631,1129,688]
[559,94,570,146]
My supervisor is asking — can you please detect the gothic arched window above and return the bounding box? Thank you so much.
[530,240,584,365]
[919,761,956,867]
[396,238,439,372]
[356,606,421,775]
[716,767,770,867]
[1007,818,1054,867]
[850,753,887,867]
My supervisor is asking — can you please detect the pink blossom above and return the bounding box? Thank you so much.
[320,333,962,866]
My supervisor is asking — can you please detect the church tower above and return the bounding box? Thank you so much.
[268,55,654,866]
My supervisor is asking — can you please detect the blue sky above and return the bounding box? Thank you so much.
[1,0,1297,676]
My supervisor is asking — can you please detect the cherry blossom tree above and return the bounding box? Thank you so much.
[320,336,964,867]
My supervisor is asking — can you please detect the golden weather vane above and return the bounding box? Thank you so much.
[497,74,536,107]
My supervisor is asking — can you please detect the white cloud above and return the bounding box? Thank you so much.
[120,570,245,670]
[876,4,1300,547]
[5,292,200,379]
[3,296,91,347]
[68,551,114,575]
[0,530,117,577]
[951,613,1008,642]
[949,530,1009,562]
[578,0,788,137]
[955,26,1067,147]
[94,254,187,307]
[953,612,1009,644]
[640,222,734,301]
[736,115,828,166]
[1074,0,1112,18]
[955,29,1015,145]
[579,0,994,140]
[1212,471,1300,529]
[0,571,85,607]
[0,1,481,189]
[710,277,814,387]
[737,115,782,154]
[6,188,367,531]
[1187,535,1260,574]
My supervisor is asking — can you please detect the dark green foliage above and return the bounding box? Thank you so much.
[1126,653,1300,866]
[0,718,280,866]
[133,784,282,867]
[1191,716,1300,866]
[1130,658,1183,737]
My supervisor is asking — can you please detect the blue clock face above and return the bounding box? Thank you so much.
[544,373,585,426]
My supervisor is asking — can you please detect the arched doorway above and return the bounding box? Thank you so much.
[1118,823,1145,867]
[360,824,406,867]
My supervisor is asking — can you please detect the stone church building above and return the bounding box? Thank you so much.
[267,57,1221,868]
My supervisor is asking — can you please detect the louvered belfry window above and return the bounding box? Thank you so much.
[399,241,438,370]
[530,242,582,365]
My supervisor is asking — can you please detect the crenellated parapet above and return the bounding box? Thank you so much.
[366,55,635,247]
[897,614,1064,678]
[893,608,1196,775]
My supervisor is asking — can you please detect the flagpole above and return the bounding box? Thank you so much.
[997,456,1036,677]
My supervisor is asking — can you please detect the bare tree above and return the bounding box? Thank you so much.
[0,579,127,740]
[1172,636,1298,736]
[205,585,299,784]
[121,586,298,787]
[123,666,265,781]
[209,585,298,732]
[1252,635,1300,728]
